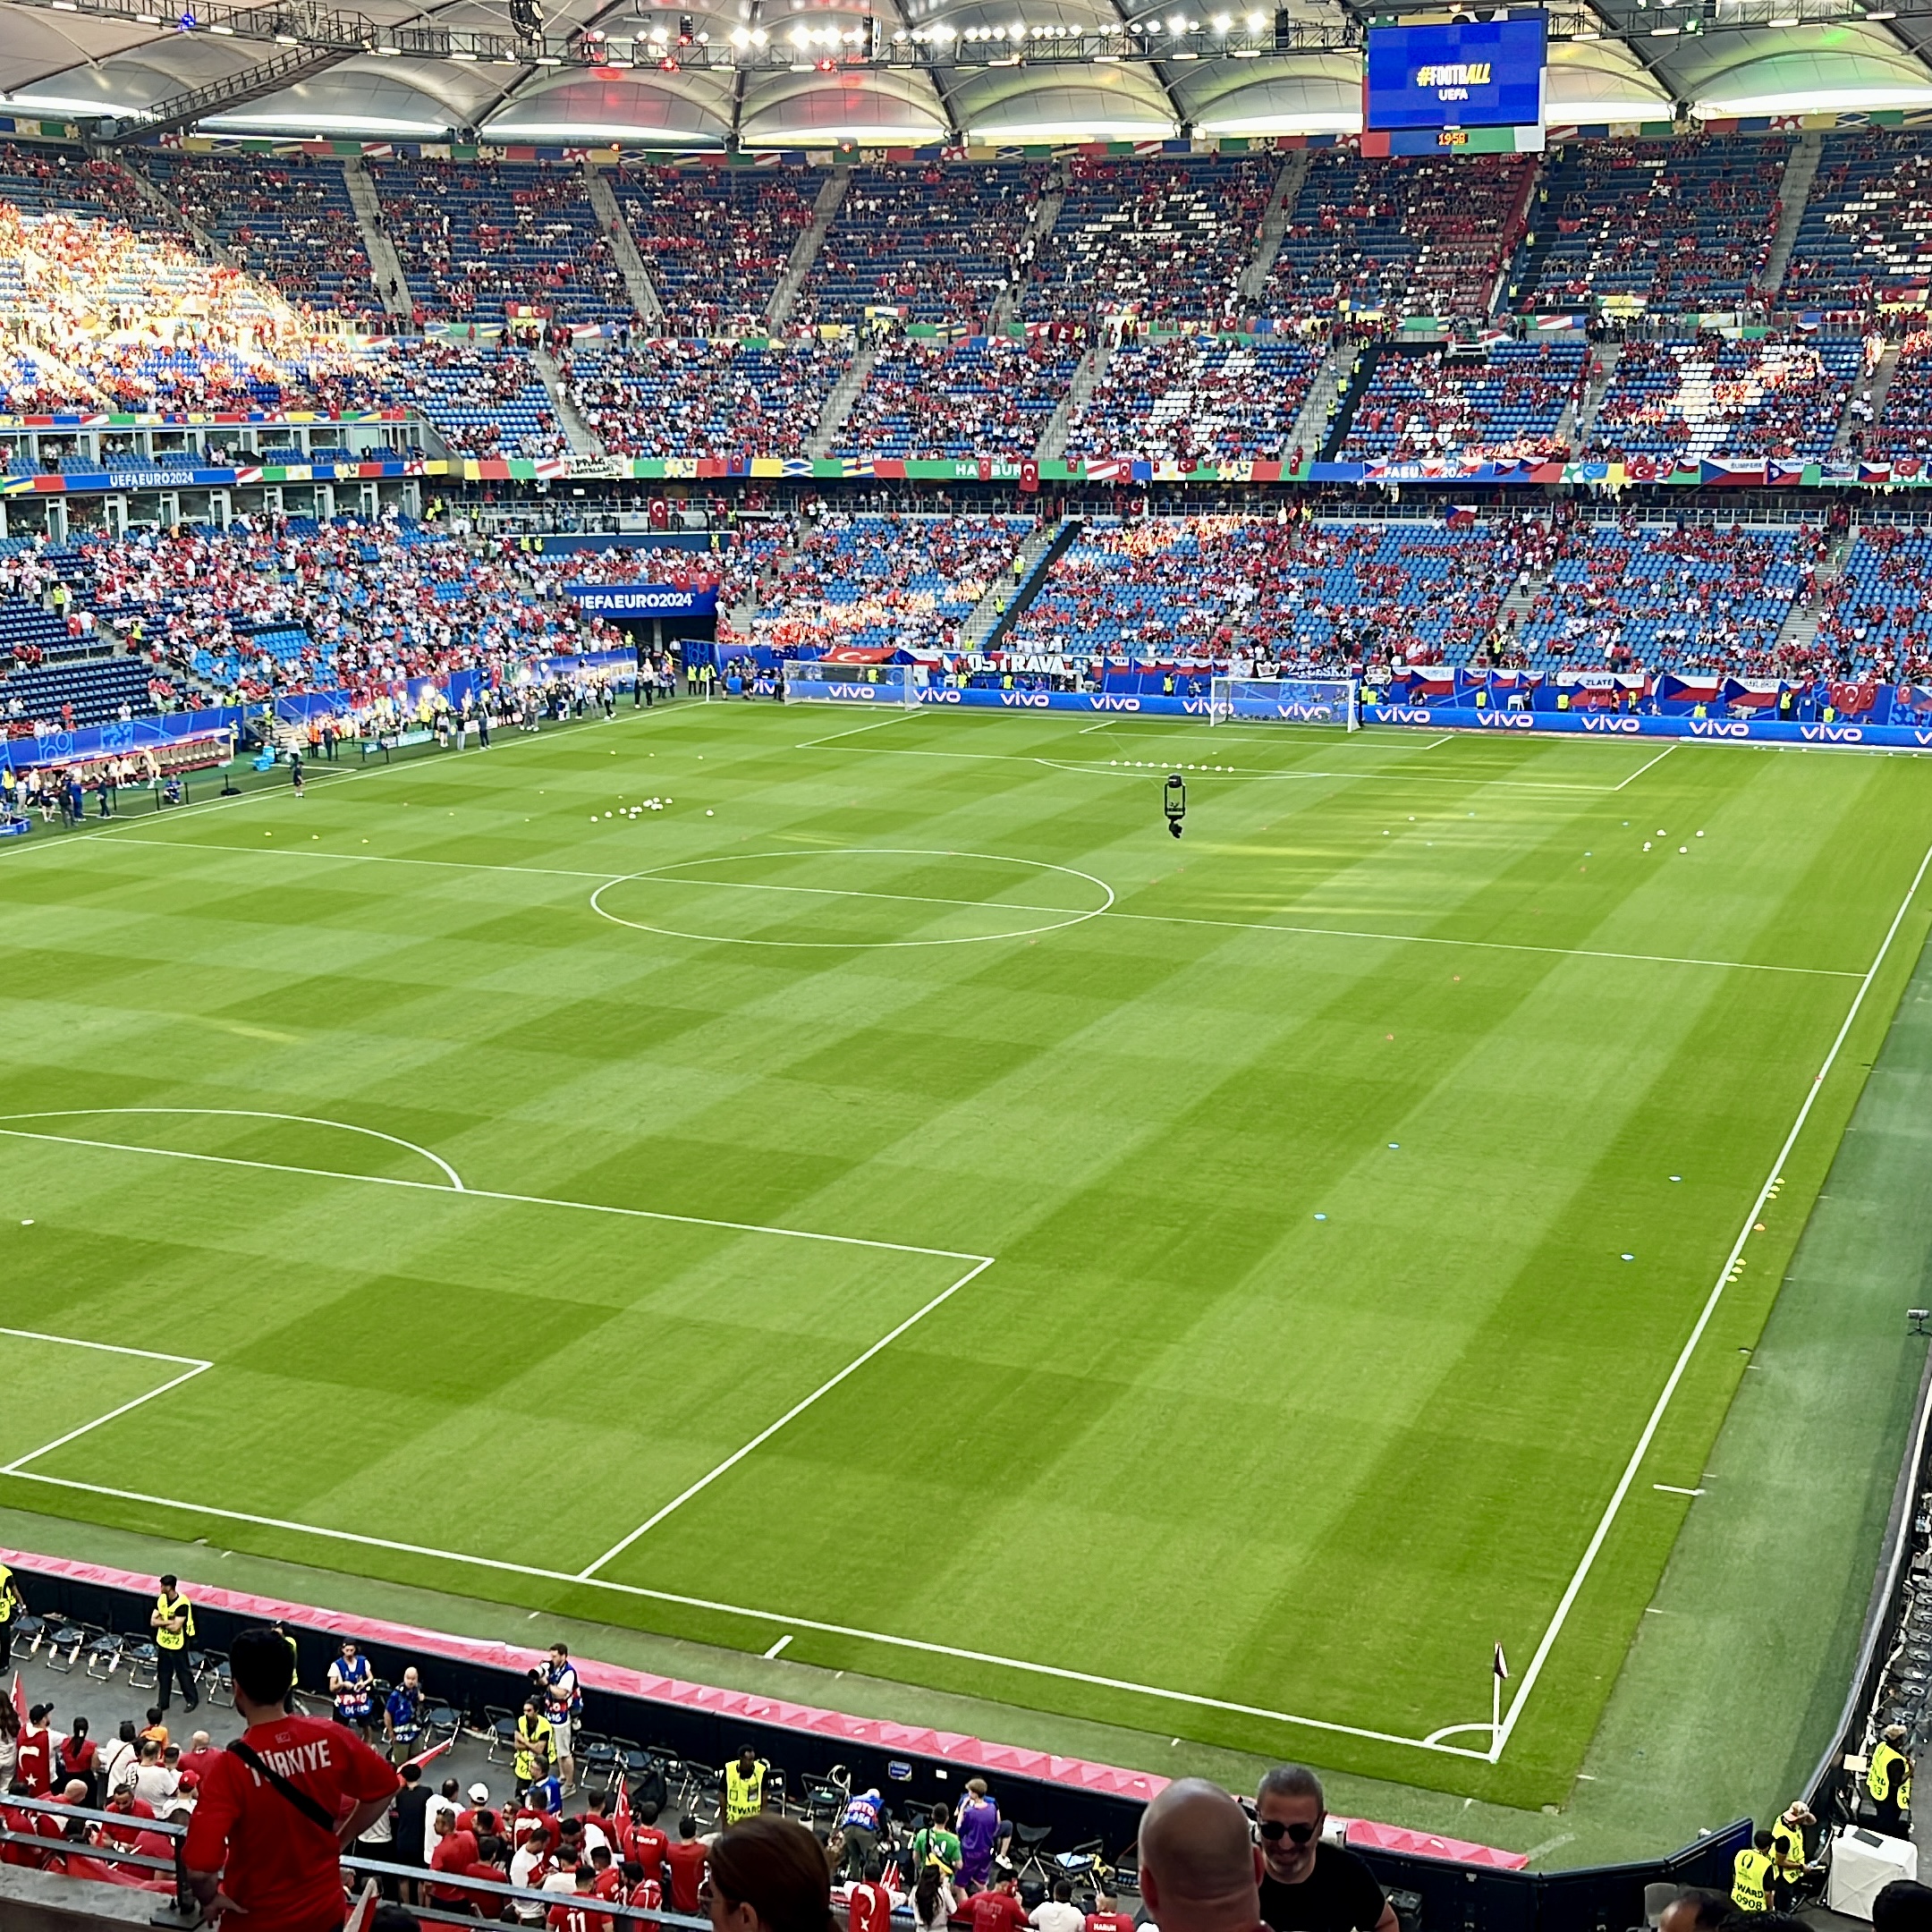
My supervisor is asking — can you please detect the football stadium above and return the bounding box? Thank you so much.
[11,0,1932,1926]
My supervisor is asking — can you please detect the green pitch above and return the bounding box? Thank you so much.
[2,703,1928,1812]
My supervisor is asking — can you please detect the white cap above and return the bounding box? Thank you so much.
[468,1783,490,1804]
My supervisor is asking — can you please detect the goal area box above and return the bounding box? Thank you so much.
[782,660,920,708]
[1209,677,1360,730]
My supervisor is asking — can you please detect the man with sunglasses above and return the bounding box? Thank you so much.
[1254,1767,1397,1932]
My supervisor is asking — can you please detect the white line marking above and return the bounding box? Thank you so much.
[1651,1484,1706,1496]
[0,1108,465,1191]
[590,850,1114,951]
[608,869,1089,918]
[580,1256,996,1576]
[0,1329,214,1478]
[0,1466,1492,1758]
[70,837,1845,978]
[0,1128,987,1262]
[1490,836,1932,1762]
[1614,745,1676,791]
[793,714,925,750]
[764,1634,792,1659]
[1106,909,1857,978]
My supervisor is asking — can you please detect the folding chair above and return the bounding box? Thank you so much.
[83,1632,126,1682]
[42,1621,90,1674]
[579,1733,620,1793]
[484,1707,518,1765]
[1013,1823,1053,1886]
[205,1655,234,1707]
[122,1636,160,1690]
[12,1614,44,1656]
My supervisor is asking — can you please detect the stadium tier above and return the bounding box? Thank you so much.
[369,157,631,324]
[801,162,1048,326]
[1589,337,1864,465]
[1782,131,1932,314]
[1070,336,1319,466]
[835,337,1077,460]
[1816,524,1932,679]
[1268,150,1533,325]
[135,152,381,318]
[750,511,1030,652]
[377,341,564,459]
[1023,155,1275,325]
[1335,342,1585,464]
[567,338,845,458]
[1514,135,1790,313]
[610,163,814,335]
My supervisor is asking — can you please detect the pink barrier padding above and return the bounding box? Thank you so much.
[1343,1820,1530,1871]
[4,1549,1525,1868]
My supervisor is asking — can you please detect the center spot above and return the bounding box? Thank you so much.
[589,848,1114,949]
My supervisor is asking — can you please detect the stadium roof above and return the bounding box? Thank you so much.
[2,0,1932,148]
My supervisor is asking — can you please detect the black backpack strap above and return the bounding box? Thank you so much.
[227,1739,337,1834]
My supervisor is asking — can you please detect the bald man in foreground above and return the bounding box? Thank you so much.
[1140,1780,1268,1932]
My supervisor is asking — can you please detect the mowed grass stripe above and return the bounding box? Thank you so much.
[2,712,1928,1810]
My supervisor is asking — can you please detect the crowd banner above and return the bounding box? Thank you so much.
[563,583,719,617]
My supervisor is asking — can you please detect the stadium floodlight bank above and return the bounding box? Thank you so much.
[1209,676,1361,730]
[782,660,921,708]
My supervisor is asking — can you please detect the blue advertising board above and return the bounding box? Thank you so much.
[1364,17,1546,131]
[564,583,718,618]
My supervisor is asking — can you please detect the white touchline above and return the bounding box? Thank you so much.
[0,1328,213,1478]
[0,1128,987,1262]
[0,1464,1493,1759]
[1489,836,1932,1763]
[765,1635,793,1659]
[576,1255,996,1577]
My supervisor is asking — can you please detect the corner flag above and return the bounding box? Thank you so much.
[1493,1644,1508,1680]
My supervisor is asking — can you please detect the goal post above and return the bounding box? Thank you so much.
[1209,676,1360,731]
[781,659,920,708]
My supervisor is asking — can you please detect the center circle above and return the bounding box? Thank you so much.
[589,848,1114,950]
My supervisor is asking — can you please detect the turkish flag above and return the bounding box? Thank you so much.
[1020,460,1039,494]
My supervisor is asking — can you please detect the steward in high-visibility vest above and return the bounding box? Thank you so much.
[1770,1803,1813,1902]
[0,1561,22,1672]
[724,1750,769,1824]
[1870,1726,1913,1832]
[1732,1833,1776,1913]
[150,1573,199,1714]
[513,1702,555,1788]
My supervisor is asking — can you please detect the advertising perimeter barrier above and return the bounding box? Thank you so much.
[901,685,1932,749]
[1,1554,1752,1932]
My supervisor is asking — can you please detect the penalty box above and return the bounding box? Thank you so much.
[0,1132,988,1584]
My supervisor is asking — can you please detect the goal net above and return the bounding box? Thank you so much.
[782,659,920,708]
[1209,676,1360,731]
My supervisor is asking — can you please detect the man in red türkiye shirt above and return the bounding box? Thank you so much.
[185,1629,400,1932]
[1086,1891,1137,1932]
[962,1871,1031,1932]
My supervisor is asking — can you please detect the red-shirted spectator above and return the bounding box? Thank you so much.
[183,1627,400,1932]
[547,1865,614,1932]
[624,1802,670,1880]
[428,1809,482,1908]
[624,1862,664,1918]
[849,1864,896,1932]
[665,1814,708,1913]
[13,1707,53,1795]
[1085,1891,1137,1932]
[2,1783,64,1868]
[961,1872,1032,1932]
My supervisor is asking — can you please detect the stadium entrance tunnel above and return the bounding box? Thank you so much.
[0,1108,465,1191]
[589,848,1114,948]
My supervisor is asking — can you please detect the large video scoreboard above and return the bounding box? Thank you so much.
[1362,15,1546,148]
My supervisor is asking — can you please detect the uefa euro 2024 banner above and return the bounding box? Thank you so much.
[564,584,719,619]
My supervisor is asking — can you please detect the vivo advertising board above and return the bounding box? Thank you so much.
[1364,17,1546,131]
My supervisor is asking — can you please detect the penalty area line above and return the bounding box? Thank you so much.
[0,1326,213,1479]
[0,1463,1489,1760]
[1490,835,1932,1763]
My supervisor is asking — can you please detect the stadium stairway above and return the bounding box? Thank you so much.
[807,344,879,456]
[1035,335,1111,462]
[1571,342,1623,453]
[1236,151,1307,303]
[1835,341,1900,456]
[767,165,852,327]
[1290,343,1358,466]
[530,343,604,458]
[1772,523,1852,662]
[342,157,415,320]
[988,171,1067,334]
[962,515,1079,653]
[583,163,665,326]
[1318,343,1381,460]
[1759,131,1824,301]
